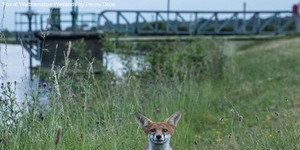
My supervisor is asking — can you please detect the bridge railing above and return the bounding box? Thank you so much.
[97,10,298,35]
[15,12,98,31]
[15,12,39,31]
[15,10,299,35]
[39,12,98,31]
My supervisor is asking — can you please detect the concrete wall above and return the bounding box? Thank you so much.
[37,31,103,68]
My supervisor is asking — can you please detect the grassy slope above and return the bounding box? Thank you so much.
[1,36,300,150]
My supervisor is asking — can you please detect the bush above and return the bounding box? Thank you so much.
[144,38,226,81]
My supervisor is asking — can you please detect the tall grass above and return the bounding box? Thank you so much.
[1,35,300,150]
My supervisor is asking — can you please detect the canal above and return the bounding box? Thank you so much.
[0,44,145,103]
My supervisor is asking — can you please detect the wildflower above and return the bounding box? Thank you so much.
[42,82,47,87]
[72,93,77,98]
[149,80,153,84]
[269,134,273,138]
[216,130,220,135]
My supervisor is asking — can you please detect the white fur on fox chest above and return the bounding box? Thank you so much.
[144,134,172,150]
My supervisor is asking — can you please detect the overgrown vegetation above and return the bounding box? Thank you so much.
[1,34,300,150]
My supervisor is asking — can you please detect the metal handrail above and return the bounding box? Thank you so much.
[15,10,299,35]
[97,10,297,35]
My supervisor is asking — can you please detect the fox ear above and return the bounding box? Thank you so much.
[135,112,152,127]
[165,111,182,127]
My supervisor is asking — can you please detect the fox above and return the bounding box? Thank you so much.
[135,110,182,150]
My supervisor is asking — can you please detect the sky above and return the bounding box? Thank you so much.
[1,0,300,31]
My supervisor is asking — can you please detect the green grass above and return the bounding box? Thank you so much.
[1,36,300,149]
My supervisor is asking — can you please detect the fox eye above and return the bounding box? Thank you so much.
[150,129,156,132]
[162,129,168,132]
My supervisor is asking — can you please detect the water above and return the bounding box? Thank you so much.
[0,44,39,103]
[0,44,145,103]
[103,52,147,77]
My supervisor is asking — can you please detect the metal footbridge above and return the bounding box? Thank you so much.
[97,10,299,35]
[13,9,300,66]
[15,10,300,35]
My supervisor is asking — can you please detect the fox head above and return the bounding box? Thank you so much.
[135,111,182,145]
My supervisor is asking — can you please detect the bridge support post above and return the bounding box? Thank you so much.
[296,17,300,32]
[297,3,300,32]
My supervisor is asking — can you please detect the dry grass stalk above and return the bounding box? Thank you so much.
[63,41,72,76]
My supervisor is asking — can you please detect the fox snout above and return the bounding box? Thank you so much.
[151,133,163,141]
[156,134,162,140]
[148,132,171,144]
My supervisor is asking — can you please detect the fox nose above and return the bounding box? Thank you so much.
[156,135,162,140]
